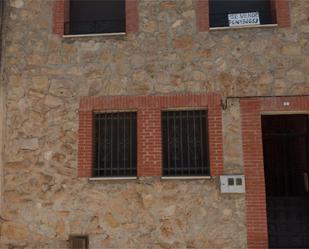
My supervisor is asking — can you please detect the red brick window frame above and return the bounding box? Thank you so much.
[196,0,291,31]
[240,96,309,249]
[78,93,224,178]
[53,0,139,36]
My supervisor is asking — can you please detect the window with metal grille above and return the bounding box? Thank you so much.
[93,112,137,177]
[209,0,275,28]
[69,235,88,249]
[65,0,125,35]
[162,110,210,176]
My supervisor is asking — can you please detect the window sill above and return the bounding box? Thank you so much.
[161,176,212,180]
[89,176,137,181]
[62,32,126,39]
[88,176,212,181]
[209,23,278,31]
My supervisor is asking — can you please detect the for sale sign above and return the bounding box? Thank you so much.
[228,12,260,27]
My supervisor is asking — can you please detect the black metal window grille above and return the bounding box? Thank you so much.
[93,112,137,177]
[209,0,275,28]
[162,110,210,176]
[65,0,126,35]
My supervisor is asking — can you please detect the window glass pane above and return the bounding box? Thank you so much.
[67,0,125,35]
[209,0,274,28]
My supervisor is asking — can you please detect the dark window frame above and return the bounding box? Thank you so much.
[93,112,137,178]
[161,109,210,177]
[209,0,276,28]
[65,0,126,35]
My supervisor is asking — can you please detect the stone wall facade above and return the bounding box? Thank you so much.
[0,0,308,248]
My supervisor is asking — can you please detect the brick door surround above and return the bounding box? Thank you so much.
[240,96,309,249]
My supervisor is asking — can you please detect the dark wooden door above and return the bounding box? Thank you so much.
[262,115,309,248]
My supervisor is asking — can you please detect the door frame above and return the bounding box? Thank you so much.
[240,96,309,249]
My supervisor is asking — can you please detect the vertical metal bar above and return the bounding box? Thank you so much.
[93,115,96,176]
[117,113,120,176]
[129,112,132,175]
[180,112,184,176]
[110,114,113,175]
[104,114,107,176]
[162,113,165,175]
[186,111,190,175]
[200,111,204,172]
[97,116,101,177]
[166,112,170,175]
[123,113,126,173]
[193,111,197,175]
[173,112,177,175]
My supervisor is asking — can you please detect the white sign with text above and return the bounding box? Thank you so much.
[228,12,260,27]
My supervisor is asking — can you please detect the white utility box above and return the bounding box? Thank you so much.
[220,175,245,193]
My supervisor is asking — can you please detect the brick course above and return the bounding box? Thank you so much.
[78,93,224,177]
[126,0,139,33]
[240,96,309,249]
[273,0,291,27]
[53,0,66,36]
[196,0,209,32]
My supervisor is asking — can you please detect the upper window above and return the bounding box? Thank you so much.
[93,112,137,178]
[162,110,210,177]
[209,0,275,28]
[65,0,126,35]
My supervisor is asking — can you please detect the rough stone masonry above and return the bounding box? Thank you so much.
[0,0,308,248]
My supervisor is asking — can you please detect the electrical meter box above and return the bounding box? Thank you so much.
[220,175,245,193]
